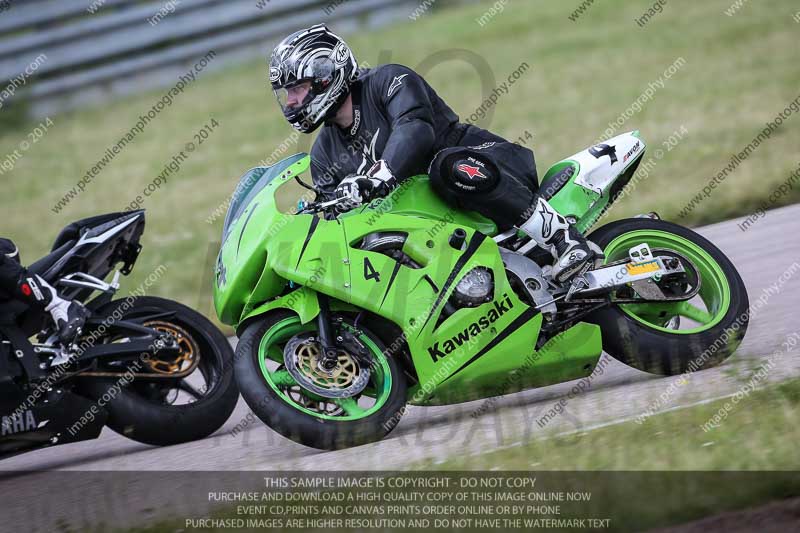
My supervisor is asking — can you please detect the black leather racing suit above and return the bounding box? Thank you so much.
[0,238,26,302]
[309,64,538,230]
[310,64,508,196]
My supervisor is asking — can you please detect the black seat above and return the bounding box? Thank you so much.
[27,239,76,279]
[51,212,131,252]
[538,165,576,201]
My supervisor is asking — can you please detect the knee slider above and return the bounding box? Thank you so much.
[0,238,20,264]
[432,149,500,194]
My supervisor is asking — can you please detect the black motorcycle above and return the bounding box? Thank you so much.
[0,210,238,459]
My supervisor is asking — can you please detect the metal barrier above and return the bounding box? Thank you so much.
[0,0,416,117]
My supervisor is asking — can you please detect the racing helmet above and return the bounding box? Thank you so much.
[269,24,359,133]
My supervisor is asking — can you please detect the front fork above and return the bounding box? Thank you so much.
[314,293,371,372]
[316,294,339,371]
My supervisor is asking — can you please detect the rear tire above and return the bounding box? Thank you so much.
[586,219,749,375]
[79,296,239,446]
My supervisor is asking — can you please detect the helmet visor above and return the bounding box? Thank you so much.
[274,81,314,114]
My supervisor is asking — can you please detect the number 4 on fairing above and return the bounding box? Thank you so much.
[215,130,749,450]
[363,257,380,282]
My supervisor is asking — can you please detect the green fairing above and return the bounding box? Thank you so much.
[541,159,597,229]
[212,147,660,405]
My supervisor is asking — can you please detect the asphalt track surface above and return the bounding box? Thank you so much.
[2,204,799,530]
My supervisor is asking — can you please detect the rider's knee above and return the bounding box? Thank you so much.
[429,148,500,196]
[0,238,20,263]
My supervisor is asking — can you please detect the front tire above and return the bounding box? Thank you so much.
[235,310,407,450]
[586,218,749,375]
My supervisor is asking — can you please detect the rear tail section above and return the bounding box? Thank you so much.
[540,131,646,232]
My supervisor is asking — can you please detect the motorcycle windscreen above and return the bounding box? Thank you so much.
[221,152,308,240]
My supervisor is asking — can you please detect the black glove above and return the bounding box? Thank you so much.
[333,160,397,211]
[334,174,371,211]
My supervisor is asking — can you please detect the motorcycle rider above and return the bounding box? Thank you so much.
[0,238,88,344]
[268,24,594,282]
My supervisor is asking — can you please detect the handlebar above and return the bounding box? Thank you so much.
[297,196,349,215]
[296,177,376,215]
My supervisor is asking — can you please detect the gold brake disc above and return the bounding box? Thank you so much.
[142,320,201,376]
[283,334,371,398]
[295,342,359,389]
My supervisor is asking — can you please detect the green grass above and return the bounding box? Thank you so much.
[410,379,800,531]
[425,379,800,471]
[2,0,798,324]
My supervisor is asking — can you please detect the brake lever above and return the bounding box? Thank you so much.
[297,198,347,216]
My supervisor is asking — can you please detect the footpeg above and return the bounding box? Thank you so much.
[564,264,593,302]
[49,345,77,367]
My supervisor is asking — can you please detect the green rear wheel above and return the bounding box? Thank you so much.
[587,218,749,375]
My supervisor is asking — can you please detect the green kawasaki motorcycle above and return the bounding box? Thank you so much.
[214,131,748,450]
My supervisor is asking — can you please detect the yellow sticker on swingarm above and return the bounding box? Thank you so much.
[627,260,660,275]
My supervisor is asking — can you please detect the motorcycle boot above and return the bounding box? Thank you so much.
[21,275,89,346]
[518,195,595,283]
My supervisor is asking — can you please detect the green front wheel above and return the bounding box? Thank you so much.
[234,310,408,450]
